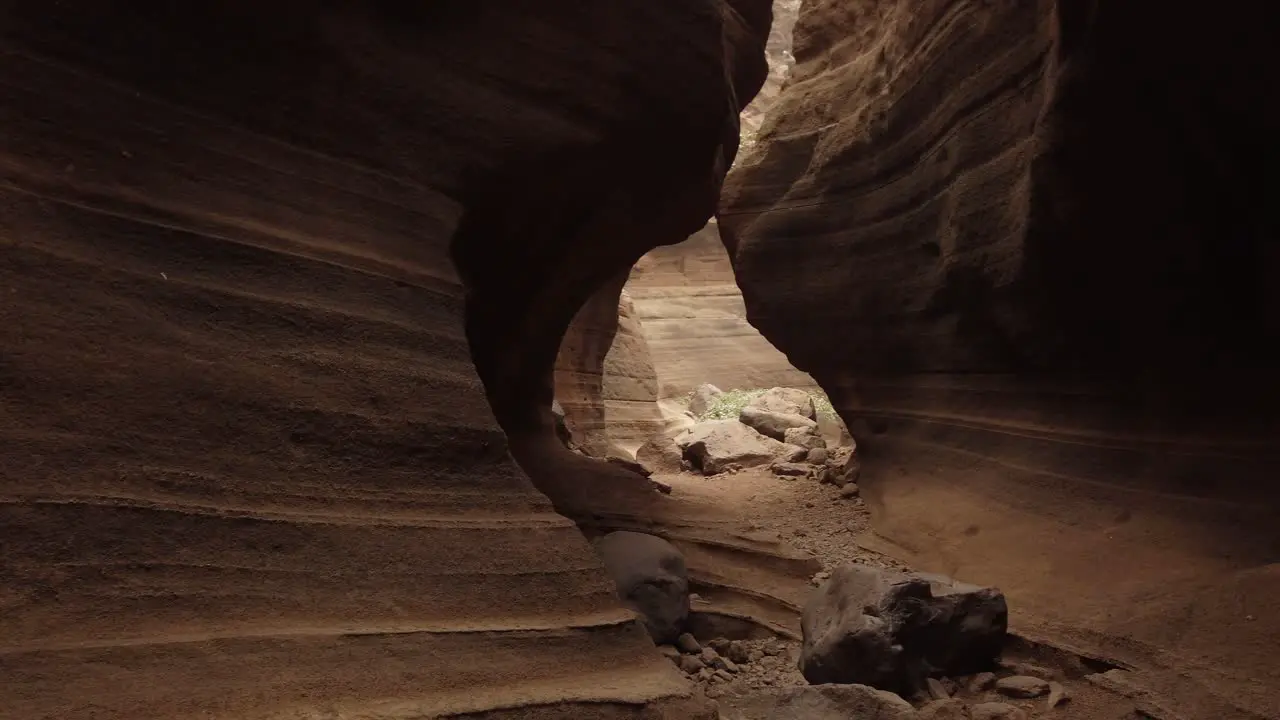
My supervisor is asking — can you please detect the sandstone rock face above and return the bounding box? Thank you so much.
[594,531,691,644]
[721,0,1280,712]
[801,565,1007,693]
[0,2,777,718]
[625,221,818,400]
[555,273,666,457]
[738,0,803,149]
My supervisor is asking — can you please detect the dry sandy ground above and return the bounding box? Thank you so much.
[655,467,1206,719]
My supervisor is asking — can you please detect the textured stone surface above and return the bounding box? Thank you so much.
[594,532,691,644]
[740,407,818,441]
[717,684,916,720]
[677,420,802,474]
[0,2,785,718]
[721,0,1280,714]
[801,565,1007,692]
[747,387,817,419]
[555,273,665,457]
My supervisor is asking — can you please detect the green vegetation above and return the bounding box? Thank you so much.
[693,387,838,421]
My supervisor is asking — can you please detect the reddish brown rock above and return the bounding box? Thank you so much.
[0,3,777,719]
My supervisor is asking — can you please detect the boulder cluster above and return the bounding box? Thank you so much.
[673,386,859,486]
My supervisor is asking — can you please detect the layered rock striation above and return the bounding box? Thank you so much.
[721,0,1280,715]
[0,2,794,718]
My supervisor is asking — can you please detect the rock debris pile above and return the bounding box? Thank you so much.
[667,386,859,487]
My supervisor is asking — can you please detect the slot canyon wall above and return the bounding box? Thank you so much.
[625,221,817,402]
[721,0,1280,715]
[0,2,795,718]
[554,0,812,456]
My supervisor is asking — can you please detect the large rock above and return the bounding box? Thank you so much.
[784,425,826,450]
[739,406,817,441]
[717,684,916,720]
[593,531,691,644]
[676,420,804,474]
[688,383,724,418]
[801,565,1007,693]
[746,387,817,419]
[624,222,820,400]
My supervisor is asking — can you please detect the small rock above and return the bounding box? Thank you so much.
[971,703,1028,720]
[1046,681,1069,709]
[648,478,673,494]
[940,677,959,696]
[919,698,969,720]
[762,641,784,656]
[676,633,701,654]
[697,667,714,681]
[717,656,741,673]
[926,677,951,700]
[679,654,705,674]
[806,446,829,464]
[687,383,723,417]
[700,647,719,665]
[747,649,765,663]
[706,685,724,699]
[708,637,732,654]
[805,500,816,508]
[1000,660,1056,680]
[840,483,861,498]
[967,672,998,692]
[726,641,752,664]
[996,675,1050,699]
[771,461,811,477]
[658,645,681,662]
[714,669,734,682]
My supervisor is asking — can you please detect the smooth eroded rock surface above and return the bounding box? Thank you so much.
[0,2,778,718]
[677,420,802,474]
[720,0,1280,713]
[594,531,691,644]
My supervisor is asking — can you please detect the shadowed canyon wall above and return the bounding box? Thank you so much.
[721,0,1280,715]
[0,2,781,718]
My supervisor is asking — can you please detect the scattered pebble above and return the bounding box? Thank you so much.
[1046,680,1070,709]
[967,672,997,692]
[840,483,861,498]
[676,633,701,654]
[925,677,951,701]
[996,675,1050,699]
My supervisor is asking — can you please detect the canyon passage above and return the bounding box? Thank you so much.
[2,1,1277,719]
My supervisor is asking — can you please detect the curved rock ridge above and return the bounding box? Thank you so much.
[721,0,1280,715]
[625,221,817,400]
[0,2,790,718]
